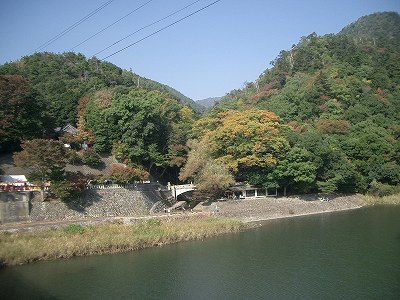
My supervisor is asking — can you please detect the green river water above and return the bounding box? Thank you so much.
[1,205,399,299]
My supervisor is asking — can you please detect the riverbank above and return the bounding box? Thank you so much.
[0,193,386,267]
[200,194,365,223]
[0,216,244,266]
[362,193,400,206]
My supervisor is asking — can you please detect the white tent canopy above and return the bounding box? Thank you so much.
[0,175,29,185]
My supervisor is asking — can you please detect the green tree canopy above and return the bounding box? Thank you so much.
[0,75,47,152]
[269,147,317,196]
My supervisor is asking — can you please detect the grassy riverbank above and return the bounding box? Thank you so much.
[363,193,400,206]
[0,217,245,266]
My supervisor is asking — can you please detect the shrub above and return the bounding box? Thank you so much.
[81,149,102,166]
[87,173,106,185]
[49,180,79,202]
[112,141,129,162]
[317,180,337,193]
[109,164,149,183]
[368,179,396,197]
[64,224,85,235]
[67,149,82,165]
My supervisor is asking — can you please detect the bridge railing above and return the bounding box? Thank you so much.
[167,184,196,191]
[85,183,137,190]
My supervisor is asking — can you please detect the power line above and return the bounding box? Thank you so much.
[70,0,153,51]
[100,0,221,61]
[93,0,202,57]
[31,0,115,54]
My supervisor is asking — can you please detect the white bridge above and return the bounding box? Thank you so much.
[167,183,196,199]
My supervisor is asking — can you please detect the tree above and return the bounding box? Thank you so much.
[91,89,184,171]
[0,75,47,152]
[196,161,235,196]
[166,106,195,168]
[270,147,317,196]
[179,140,212,181]
[341,120,399,190]
[80,148,102,166]
[179,140,234,198]
[109,164,149,184]
[192,109,289,181]
[13,139,69,200]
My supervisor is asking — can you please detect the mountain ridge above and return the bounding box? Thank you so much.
[196,97,222,108]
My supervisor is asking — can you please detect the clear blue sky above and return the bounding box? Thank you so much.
[1,0,399,100]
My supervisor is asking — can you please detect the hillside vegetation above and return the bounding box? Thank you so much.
[1,12,399,197]
[0,52,201,150]
[200,12,400,195]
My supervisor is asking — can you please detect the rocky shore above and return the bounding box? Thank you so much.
[196,194,365,223]
[0,194,365,232]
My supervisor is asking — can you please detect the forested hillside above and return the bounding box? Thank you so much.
[196,97,222,108]
[196,12,400,195]
[1,12,399,197]
[0,52,201,151]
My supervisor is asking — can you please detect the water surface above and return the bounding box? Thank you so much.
[1,206,399,299]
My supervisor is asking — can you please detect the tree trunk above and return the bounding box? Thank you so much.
[283,185,287,197]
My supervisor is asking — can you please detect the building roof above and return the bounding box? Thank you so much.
[0,175,28,183]
[62,124,78,135]
[228,184,262,192]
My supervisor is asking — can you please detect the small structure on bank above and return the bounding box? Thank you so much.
[54,124,78,136]
[0,175,33,223]
[226,184,277,199]
[0,175,34,192]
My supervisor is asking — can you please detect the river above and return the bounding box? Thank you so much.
[1,206,399,299]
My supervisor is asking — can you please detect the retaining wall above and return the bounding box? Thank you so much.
[30,186,166,222]
[0,184,172,223]
[0,192,31,223]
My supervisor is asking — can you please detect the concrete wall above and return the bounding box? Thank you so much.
[0,192,31,223]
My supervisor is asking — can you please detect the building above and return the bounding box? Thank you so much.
[0,175,33,192]
[227,184,277,199]
[54,124,78,136]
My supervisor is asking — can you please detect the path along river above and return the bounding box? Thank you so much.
[0,205,399,299]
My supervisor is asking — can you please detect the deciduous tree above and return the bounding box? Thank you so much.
[13,139,69,200]
[179,139,234,198]
[270,147,317,196]
[193,109,289,179]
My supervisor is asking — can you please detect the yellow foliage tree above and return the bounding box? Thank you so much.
[192,109,289,172]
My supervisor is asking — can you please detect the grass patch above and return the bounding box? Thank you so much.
[64,224,85,235]
[363,193,400,206]
[0,217,246,266]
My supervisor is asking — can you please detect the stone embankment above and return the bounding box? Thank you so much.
[0,193,366,232]
[30,185,168,222]
[198,194,365,223]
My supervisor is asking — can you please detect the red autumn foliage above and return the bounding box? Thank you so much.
[316,119,349,134]
[109,164,149,183]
